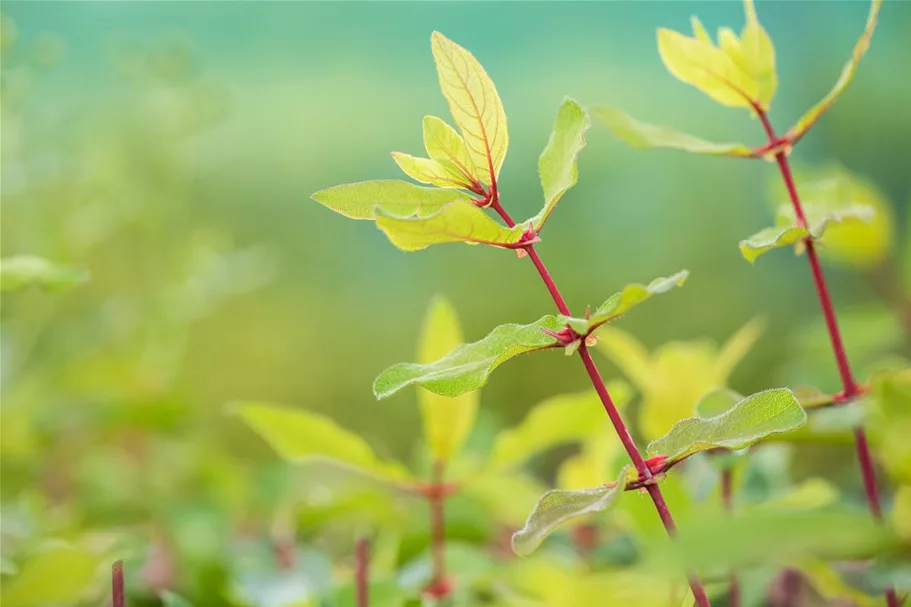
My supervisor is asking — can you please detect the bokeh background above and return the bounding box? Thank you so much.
[2,1,910,604]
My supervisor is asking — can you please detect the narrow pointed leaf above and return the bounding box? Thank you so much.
[0,545,100,607]
[374,316,562,399]
[423,115,478,184]
[511,466,635,557]
[311,180,473,220]
[431,32,508,185]
[231,402,413,482]
[740,0,777,108]
[390,152,473,189]
[375,200,525,251]
[562,271,688,335]
[0,256,89,292]
[690,16,711,44]
[591,107,753,157]
[788,0,883,144]
[647,388,806,464]
[417,296,478,462]
[531,98,590,231]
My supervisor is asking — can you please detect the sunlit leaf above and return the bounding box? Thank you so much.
[591,106,753,157]
[423,115,478,185]
[375,200,525,251]
[557,435,617,491]
[690,16,711,45]
[463,471,550,527]
[512,467,635,557]
[374,316,562,399]
[417,296,478,462]
[231,402,413,483]
[562,271,688,335]
[390,152,474,190]
[788,0,884,143]
[895,485,911,542]
[0,256,89,293]
[647,388,806,464]
[0,545,100,607]
[866,368,911,485]
[311,180,473,220]
[799,561,879,607]
[431,32,508,185]
[531,98,590,231]
[739,0,777,108]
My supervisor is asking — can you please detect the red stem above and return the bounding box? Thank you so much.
[757,109,899,607]
[429,460,447,594]
[112,560,125,607]
[355,538,369,607]
[721,469,740,607]
[490,199,712,607]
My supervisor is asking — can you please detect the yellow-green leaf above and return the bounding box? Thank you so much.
[390,152,474,189]
[231,402,413,482]
[423,115,478,185]
[799,560,879,607]
[788,0,883,143]
[1,545,100,607]
[311,180,473,220]
[740,0,777,108]
[894,485,911,542]
[375,200,525,251]
[0,256,89,293]
[739,225,811,264]
[431,32,508,185]
[690,16,711,44]
[591,106,753,157]
[417,296,478,462]
[531,98,591,231]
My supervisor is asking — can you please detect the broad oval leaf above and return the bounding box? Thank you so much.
[311,180,473,221]
[390,152,474,190]
[374,315,562,400]
[562,271,688,335]
[591,106,753,157]
[423,115,478,185]
[512,466,635,557]
[431,32,508,185]
[375,201,526,252]
[788,0,883,144]
[0,545,100,607]
[647,388,806,464]
[417,296,479,462]
[531,98,590,231]
[0,256,89,293]
[231,402,413,482]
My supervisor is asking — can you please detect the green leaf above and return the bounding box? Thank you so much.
[1,545,100,607]
[311,180,473,220]
[799,560,879,607]
[562,271,688,335]
[374,316,562,400]
[590,106,753,157]
[531,98,590,231]
[332,580,405,607]
[161,592,197,607]
[0,256,89,293]
[431,32,508,185]
[417,296,478,462]
[894,485,911,542]
[486,383,631,473]
[647,388,806,464]
[739,0,777,109]
[423,115,478,185]
[512,467,635,557]
[788,0,883,143]
[375,200,525,251]
[230,402,413,482]
[390,152,474,190]
[694,388,744,418]
[866,368,911,486]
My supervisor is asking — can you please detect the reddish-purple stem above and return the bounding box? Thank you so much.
[757,109,899,607]
[355,538,370,607]
[112,560,125,607]
[490,198,712,607]
[429,460,447,593]
[721,469,740,607]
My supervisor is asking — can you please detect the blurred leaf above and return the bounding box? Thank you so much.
[422,115,478,185]
[227,542,332,607]
[788,0,884,143]
[694,388,743,418]
[0,544,100,607]
[530,98,590,231]
[397,542,498,592]
[591,106,753,156]
[374,316,561,399]
[749,478,839,513]
[866,368,911,485]
[390,152,473,190]
[776,404,862,445]
[798,560,879,607]
[511,467,635,557]
[331,579,405,607]
[557,435,618,491]
[311,180,472,220]
[893,485,911,542]
[417,296,479,463]
[868,556,911,593]
[161,592,197,607]
[231,402,413,483]
[462,471,549,528]
[431,31,508,185]
[739,0,777,108]
[562,271,688,335]
[375,201,525,251]
[647,388,806,464]
[0,255,88,292]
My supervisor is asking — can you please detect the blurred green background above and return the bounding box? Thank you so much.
[1,0,910,603]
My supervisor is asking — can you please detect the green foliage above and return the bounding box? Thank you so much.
[866,368,911,486]
[647,388,806,464]
[0,255,89,292]
[375,201,526,251]
[0,545,100,607]
[161,592,198,607]
[310,180,473,220]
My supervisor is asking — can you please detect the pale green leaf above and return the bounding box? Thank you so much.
[592,325,652,389]
[647,388,806,464]
[788,0,883,143]
[162,592,197,607]
[512,467,635,557]
[486,383,631,473]
[311,180,473,220]
[739,225,810,264]
[694,388,744,418]
[894,485,911,542]
[431,32,508,185]
[562,271,688,335]
[390,152,473,189]
[715,317,765,380]
[531,98,590,231]
[417,296,478,462]
[231,402,413,482]
[591,106,753,157]
[799,560,879,607]
[0,545,100,607]
[422,115,478,184]
[374,316,562,399]
[740,0,777,108]
[0,256,89,293]
[375,200,525,252]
